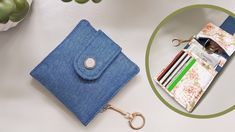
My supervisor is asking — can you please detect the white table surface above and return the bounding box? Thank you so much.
[0,0,234,132]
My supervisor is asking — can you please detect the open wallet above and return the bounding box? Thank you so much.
[155,16,235,112]
[30,20,140,126]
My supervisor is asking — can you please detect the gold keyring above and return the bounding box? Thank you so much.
[103,104,145,130]
[172,36,194,47]
[128,112,145,130]
[172,39,181,47]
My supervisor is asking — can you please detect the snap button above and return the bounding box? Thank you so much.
[84,57,96,70]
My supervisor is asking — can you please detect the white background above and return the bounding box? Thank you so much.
[0,0,234,132]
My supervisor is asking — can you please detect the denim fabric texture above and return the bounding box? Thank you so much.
[30,20,140,126]
[220,16,235,35]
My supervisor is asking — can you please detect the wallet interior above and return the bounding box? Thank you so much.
[155,23,235,112]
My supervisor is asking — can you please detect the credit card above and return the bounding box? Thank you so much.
[157,51,184,81]
[159,52,187,84]
[164,55,191,87]
[167,58,196,92]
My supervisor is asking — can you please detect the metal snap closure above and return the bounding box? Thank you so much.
[84,57,96,70]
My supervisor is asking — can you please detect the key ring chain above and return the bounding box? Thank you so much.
[103,104,145,130]
[172,36,194,47]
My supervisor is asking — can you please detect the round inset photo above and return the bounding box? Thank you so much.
[146,5,235,118]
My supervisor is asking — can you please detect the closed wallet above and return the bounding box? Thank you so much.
[30,20,140,126]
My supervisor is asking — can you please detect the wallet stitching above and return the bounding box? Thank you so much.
[74,31,121,80]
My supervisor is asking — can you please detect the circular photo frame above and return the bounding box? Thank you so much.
[145,4,235,119]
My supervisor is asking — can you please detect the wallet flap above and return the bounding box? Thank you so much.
[196,23,235,56]
[74,31,122,80]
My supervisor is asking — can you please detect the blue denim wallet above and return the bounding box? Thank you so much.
[30,20,140,126]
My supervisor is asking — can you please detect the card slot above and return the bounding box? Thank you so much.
[167,57,196,92]
[159,52,187,84]
[186,40,221,73]
[155,22,235,112]
[157,51,184,81]
[161,53,188,85]
[170,59,214,111]
[185,50,218,76]
[164,55,191,87]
